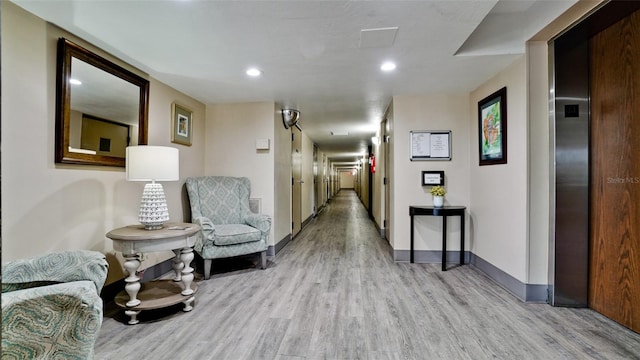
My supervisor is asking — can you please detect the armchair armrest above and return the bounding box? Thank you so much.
[244,213,271,234]
[193,216,216,247]
[1,281,103,359]
[1,250,108,294]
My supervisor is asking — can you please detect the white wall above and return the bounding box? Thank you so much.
[204,102,276,245]
[469,56,528,282]
[339,171,355,189]
[1,2,206,285]
[391,94,470,256]
[527,41,550,285]
[274,107,292,245]
[204,102,290,247]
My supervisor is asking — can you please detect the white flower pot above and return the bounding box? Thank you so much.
[433,195,444,207]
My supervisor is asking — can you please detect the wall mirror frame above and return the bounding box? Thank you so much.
[55,37,150,167]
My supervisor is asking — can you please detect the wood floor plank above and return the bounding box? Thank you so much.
[95,190,640,360]
[308,291,340,359]
[277,283,322,357]
[241,317,291,360]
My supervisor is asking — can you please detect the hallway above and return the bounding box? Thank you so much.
[95,190,640,359]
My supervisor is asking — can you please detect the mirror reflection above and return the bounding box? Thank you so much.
[69,58,141,158]
[56,38,149,167]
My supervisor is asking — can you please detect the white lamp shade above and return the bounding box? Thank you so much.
[126,146,179,181]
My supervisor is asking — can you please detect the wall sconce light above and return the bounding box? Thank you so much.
[282,109,301,129]
[371,136,380,145]
[126,146,179,230]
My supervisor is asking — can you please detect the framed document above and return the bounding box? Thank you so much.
[422,171,444,186]
[410,130,452,161]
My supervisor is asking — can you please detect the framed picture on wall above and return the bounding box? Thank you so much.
[171,102,192,146]
[478,87,507,165]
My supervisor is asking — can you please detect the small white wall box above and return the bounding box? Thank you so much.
[255,139,270,150]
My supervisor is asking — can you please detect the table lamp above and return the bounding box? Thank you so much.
[126,146,179,230]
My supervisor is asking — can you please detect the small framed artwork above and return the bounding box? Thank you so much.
[172,102,192,146]
[478,87,507,165]
[422,171,444,186]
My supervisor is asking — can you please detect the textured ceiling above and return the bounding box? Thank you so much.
[13,0,576,164]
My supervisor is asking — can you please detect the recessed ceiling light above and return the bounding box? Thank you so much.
[380,61,396,72]
[246,68,261,77]
[69,78,82,85]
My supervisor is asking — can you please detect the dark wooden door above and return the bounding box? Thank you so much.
[589,8,640,332]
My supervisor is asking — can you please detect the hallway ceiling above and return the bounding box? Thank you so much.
[13,0,576,164]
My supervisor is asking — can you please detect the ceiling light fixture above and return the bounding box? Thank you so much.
[380,61,396,72]
[246,68,261,77]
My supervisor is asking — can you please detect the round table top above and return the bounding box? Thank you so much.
[410,205,466,210]
[106,222,200,241]
[409,205,466,216]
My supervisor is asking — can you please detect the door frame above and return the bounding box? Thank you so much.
[291,125,302,238]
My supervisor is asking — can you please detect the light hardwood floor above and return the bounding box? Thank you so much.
[95,190,640,359]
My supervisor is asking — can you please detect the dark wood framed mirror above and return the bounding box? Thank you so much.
[55,38,149,167]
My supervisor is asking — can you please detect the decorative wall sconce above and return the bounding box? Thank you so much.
[282,109,301,129]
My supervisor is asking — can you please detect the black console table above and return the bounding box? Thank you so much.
[409,206,466,271]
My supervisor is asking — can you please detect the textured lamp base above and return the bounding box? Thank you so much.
[139,183,169,230]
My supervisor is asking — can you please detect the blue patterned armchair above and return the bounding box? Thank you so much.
[1,250,108,359]
[186,176,271,279]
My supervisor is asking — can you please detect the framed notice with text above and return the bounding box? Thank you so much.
[421,171,445,186]
[410,130,451,161]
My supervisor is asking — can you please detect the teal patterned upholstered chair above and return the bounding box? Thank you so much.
[186,176,271,279]
[1,250,108,359]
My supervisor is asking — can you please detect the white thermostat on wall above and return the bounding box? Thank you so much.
[255,139,270,150]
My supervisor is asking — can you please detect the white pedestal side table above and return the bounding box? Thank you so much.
[106,222,201,324]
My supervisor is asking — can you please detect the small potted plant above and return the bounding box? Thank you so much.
[430,185,446,207]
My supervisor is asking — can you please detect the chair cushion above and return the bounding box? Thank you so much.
[213,224,262,246]
[2,250,108,294]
